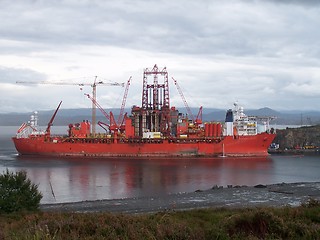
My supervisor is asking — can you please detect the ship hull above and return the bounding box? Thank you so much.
[12,132,275,158]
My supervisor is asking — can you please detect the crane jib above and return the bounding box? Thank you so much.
[45,101,62,134]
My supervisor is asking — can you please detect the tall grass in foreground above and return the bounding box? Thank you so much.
[0,199,319,239]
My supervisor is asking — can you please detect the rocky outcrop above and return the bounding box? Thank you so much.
[273,125,320,150]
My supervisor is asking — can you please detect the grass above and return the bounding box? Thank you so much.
[0,199,320,239]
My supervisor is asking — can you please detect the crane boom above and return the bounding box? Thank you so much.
[117,76,131,126]
[172,77,195,121]
[84,94,110,121]
[195,106,203,125]
[45,101,62,135]
[84,93,117,131]
[16,80,123,87]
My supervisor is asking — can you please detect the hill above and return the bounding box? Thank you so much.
[273,125,320,150]
[1,107,320,126]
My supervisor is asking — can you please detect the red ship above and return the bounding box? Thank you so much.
[12,65,275,157]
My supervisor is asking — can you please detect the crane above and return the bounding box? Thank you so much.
[172,77,203,126]
[16,77,124,135]
[172,77,195,122]
[84,93,118,132]
[195,106,203,126]
[45,101,63,136]
[117,76,132,128]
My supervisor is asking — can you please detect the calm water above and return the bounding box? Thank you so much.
[1,126,320,204]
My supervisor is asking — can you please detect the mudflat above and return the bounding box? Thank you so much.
[40,182,320,214]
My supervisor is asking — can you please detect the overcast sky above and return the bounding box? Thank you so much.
[1,0,320,113]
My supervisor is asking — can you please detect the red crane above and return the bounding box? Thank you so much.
[172,77,195,121]
[195,106,203,126]
[84,93,117,132]
[45,101,62,136]
[117,76,132,127]
[172,77,203,125]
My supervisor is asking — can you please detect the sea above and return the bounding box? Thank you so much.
[1,126,320,204]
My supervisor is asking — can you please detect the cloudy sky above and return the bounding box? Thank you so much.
[1,0,320,113]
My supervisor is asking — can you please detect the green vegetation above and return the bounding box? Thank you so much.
[1,199,320,239]
[0,169,42,213]
[274,125,320,150]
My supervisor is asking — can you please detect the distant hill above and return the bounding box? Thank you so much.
[1,107,320,126]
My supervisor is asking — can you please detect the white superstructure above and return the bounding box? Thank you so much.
[225,102,275,136]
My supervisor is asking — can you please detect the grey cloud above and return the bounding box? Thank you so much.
[263,0,320,6]
[1,0,319,58]
[0,66,46,83]
[0,0,320,112]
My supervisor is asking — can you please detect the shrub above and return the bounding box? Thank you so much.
[225,209,285,239]
[0,169,42,213]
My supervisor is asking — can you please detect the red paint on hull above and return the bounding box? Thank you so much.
[12,132,275,158]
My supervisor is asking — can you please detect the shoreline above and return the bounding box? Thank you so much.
[269,149,320,155]
[40,182,320,214]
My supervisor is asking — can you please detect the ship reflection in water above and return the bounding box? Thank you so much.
[12,156,274,204]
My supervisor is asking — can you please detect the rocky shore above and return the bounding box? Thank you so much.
[273,125,320,151]
[40,182,320,214]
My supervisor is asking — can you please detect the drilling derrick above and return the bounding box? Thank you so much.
[139,64,171,137]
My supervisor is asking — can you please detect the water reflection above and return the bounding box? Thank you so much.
[2,126,320,204]
[12,155,273,203]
